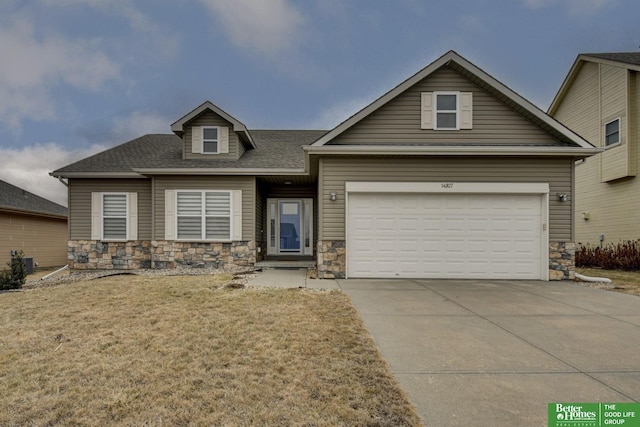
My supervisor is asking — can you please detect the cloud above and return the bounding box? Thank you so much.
[0,143,108,207]
[0,109,169,207]
[310,96,376,130]
[524,0,614,13]
[111,111,171,140]
[0,19,120,129]
[200,0,305,56]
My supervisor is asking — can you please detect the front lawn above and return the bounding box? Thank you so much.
[576,268,640,296]
[0,274,422,426]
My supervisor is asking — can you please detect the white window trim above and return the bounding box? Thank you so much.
[604,117,621,148]
[202,126,220,154]
[175,190,233,242]
[434,91,460,130]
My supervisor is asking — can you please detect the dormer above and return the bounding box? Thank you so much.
[171,101,256,160]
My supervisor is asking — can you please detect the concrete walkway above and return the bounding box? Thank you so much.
[248,270,640,426]
[248,267,340,289]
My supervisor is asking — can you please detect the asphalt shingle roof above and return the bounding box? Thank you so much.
[583,52,640,66]
[53,130,328,174]
[0,179,68,217]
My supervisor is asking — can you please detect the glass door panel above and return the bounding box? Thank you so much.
[279,201,301,252]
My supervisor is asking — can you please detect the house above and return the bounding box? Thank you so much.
[549,52,640,246]
[51,51,599,280]
[0,179,68,269]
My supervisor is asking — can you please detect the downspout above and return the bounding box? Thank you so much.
[57,177,69,187]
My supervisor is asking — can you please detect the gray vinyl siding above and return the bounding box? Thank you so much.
[68,179,152,240]
[319,156,573,242]
[183,110,243,160]
[333,67,561,146]
[153,176,255,240]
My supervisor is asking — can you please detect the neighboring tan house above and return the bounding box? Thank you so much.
[0,179,68,269]
[549,52,640,246]
[51,51,599,280]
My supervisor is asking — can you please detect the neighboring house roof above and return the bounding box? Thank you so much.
[51,130,327,177]
[309,50,596,155]
[0,179,68,218]
[171,101,257,149]
[549,52,640,115]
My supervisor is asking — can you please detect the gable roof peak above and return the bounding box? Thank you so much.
[310,50,593,150]
[171,100,256,148]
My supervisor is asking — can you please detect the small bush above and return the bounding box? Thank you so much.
[576,240,640,271]
[0,251,27,290]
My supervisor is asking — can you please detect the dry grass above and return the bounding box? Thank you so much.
[0,274,423,426]
[576,268,640,296]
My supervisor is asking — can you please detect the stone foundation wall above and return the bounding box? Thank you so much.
[68,240,256,270]
[317,239,575,281]
[317,240,345,279]
[549,241,575,281]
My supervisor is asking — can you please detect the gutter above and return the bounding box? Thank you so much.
[303,145,603,157]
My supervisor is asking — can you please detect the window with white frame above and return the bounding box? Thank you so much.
[102,193,127,240]
[421,91,472,130]
[176,191,231,240]
[202,127,219,153]
[435,92,458,129]
[605,118,620,146]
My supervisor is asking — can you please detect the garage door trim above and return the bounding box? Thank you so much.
[345,182,550,280]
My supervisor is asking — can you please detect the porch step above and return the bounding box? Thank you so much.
[255,260,316,269]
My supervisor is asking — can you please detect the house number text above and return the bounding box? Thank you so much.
[441,183,454,189]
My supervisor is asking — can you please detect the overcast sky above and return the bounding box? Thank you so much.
[0,0,638,206]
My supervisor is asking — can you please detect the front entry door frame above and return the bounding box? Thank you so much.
[267,198,313,256]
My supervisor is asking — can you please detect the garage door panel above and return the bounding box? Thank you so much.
[347,192,545,279]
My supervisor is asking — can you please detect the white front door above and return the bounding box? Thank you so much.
[267,199,313,256]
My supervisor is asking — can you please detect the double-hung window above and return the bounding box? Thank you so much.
[202,127,219,154]
[435,92,458,129]
[176,191,231,240]
[421,91,472,130]
[605,118,620,146]
[102,193,127,239]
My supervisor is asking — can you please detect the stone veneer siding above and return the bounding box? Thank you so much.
[549,241,575,281]
[317,240,575,281]
[68,240,256,270]
[317,240,346,279]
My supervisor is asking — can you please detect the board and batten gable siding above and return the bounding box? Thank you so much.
[332,67,561,146]
[318,157,573,242]
[183,110,242,160]
[153,176,255,241]
[68,179,152,240]
[0,212,68,267]
[553,63,640,244]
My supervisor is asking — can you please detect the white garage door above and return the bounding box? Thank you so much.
[347,192,545,279]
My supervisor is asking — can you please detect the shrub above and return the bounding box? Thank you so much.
[0,251,27,290]
[576,240,640,271]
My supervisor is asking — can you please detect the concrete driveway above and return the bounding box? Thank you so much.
[338,279,640,426]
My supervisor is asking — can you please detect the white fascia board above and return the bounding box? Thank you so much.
[133,168,308,175]
[346,181,549,194]
[304,145,602,157]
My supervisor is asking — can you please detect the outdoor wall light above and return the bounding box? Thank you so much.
[329,192,337,201]
[557,193,568,203]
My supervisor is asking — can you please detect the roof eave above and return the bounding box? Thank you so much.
[0,206,68,220]
[50,171,145,179]
[133,168,308,176]
[304,145,602,158]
